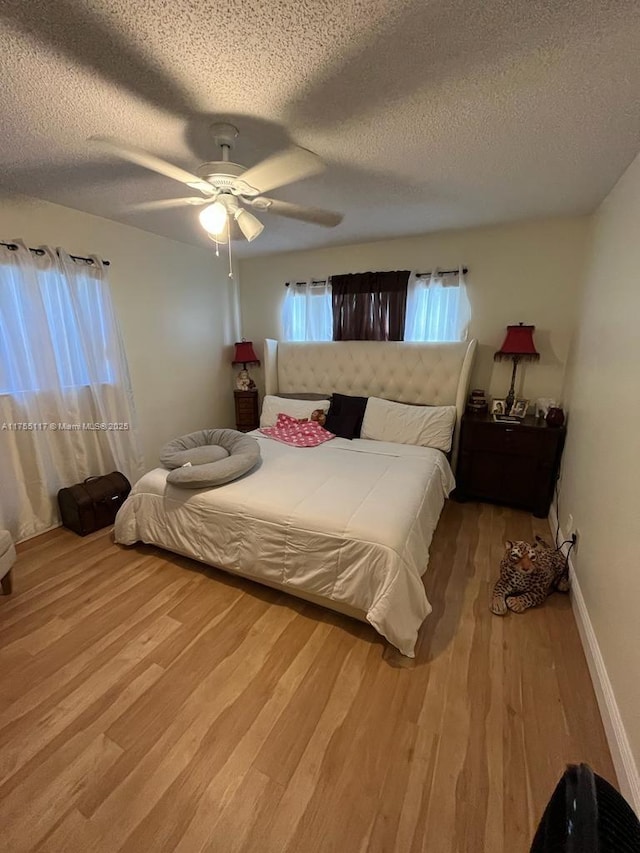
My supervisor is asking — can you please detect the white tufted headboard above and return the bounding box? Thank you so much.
[263,339,477,468]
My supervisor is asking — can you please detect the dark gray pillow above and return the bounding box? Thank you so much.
[160,429,260,489]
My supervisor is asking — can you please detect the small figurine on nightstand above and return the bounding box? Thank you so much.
[235,369,256,391]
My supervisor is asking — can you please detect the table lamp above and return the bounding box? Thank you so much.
[232,340,261,391]
[494,323,539,413]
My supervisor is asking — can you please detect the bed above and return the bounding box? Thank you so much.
[114,338,477,656]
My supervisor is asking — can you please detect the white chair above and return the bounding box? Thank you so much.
[0,530,16,594]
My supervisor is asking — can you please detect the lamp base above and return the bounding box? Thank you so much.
[505,357,519,414]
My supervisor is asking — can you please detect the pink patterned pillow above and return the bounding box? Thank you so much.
[259,413,335,448]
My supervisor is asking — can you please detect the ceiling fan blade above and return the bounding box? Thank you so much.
[240,147,325,194]
[252,197,343,227]
[125,197,211,212]
[91,136,214,195]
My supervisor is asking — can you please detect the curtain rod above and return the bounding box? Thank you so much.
[416,267,468,277]
[0,241,111,267]
[285,267,468,286]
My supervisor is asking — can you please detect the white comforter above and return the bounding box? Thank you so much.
[114,435,455,656]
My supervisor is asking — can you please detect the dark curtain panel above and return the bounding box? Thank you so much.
[331,271,410,341]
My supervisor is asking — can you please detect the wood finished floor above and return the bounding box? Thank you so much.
[0,501,614,853]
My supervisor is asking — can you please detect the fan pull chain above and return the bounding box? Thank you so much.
[227,220,234,280]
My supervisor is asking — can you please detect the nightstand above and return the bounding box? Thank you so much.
[456,413,566,517]
[234,389,259,432]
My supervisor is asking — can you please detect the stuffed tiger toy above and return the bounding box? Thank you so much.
[490,536,569,615]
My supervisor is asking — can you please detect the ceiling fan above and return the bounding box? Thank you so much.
[91,123,344,244]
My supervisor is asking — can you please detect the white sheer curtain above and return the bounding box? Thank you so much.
[282,280,332,342]
[404,267,471,342]
[0,241,144,541]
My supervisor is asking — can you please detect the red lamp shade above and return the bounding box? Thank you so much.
[232,340,260,366]
[494,323,540,362]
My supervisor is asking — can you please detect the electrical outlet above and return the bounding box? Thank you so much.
[572,529,579,550]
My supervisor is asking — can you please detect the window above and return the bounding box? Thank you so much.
[0,240,143,543]
[404,270,471,342]
[0,250,114,394]
[282,280,332,342]
[280,269,471,343]
[39,267,114,388]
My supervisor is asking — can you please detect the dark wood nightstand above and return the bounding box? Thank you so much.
[456,413,566,517]
[234,389,259,432]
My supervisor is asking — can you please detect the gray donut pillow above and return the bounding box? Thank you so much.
[160,428,261,489]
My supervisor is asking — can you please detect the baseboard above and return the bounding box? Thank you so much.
[549,502,640,813]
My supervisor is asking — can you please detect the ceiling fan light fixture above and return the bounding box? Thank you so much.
[234,207,264,242]
[199,200,228,235]
[94,129,342,245]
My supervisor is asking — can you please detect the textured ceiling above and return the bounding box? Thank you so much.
[0,0,639,257]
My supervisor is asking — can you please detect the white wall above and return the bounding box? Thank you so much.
[0,195,238,467]
[558,151,640,798]
[238,216,590,405]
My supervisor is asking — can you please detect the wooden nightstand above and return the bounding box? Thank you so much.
[234,390,259,432]
[456,413,566,517]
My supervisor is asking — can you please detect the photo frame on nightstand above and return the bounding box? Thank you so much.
[509,398,529,419]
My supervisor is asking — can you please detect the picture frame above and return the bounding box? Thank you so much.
[491,399,506,416]
[509,398,529,418]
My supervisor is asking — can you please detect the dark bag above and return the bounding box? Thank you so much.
[57,472,131,536]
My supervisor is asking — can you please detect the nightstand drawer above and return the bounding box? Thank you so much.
[234,390,259,432]
[462,421,558,462]
[236,408,257,421]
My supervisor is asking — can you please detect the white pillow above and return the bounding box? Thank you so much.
[360,398,456,452]
[259,395,331,428]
